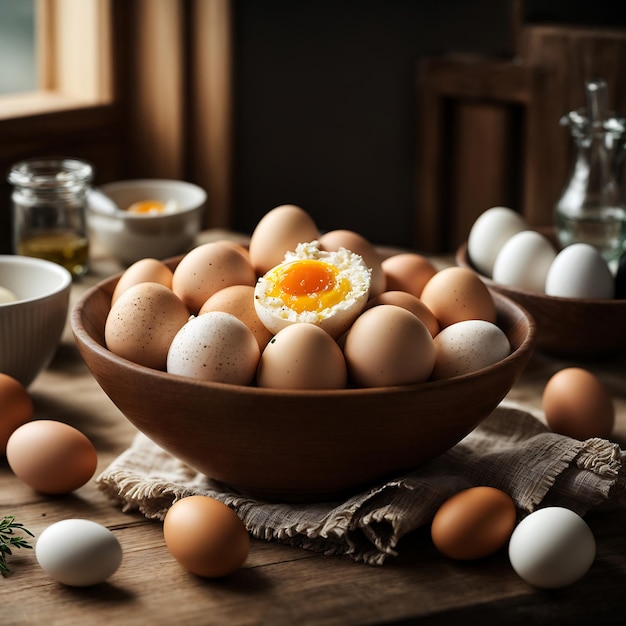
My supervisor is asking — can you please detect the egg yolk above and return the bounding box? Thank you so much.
[267,259,351,313]
[127,200,167,214]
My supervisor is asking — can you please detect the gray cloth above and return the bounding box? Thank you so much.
[96,402,626,565]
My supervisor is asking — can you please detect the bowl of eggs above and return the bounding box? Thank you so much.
[72,205,535,502]
[1,255,72,387]
[87,179,207,265]
[456,206,626,359]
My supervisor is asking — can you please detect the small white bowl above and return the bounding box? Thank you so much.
[0,255,72,387]
[87,179,207,264]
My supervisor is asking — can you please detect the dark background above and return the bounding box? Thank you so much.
[230,0,626,248]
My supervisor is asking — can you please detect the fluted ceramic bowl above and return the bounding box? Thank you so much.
[71,259,535,502]
[0,255,72,387]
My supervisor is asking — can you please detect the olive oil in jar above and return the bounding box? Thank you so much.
[17,231,90,278]
[8,158,94,279]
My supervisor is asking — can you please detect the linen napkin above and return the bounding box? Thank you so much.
[96,402,626,565]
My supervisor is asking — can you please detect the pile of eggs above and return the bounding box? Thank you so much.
[467,206,625,299]
[104,204,513,389]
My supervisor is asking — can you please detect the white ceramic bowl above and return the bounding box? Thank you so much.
[0,255,72,387]
[87,179,207,264]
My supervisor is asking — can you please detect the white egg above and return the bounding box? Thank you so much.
[167,311,260,385]
[0,286,19,304]
[508,507,596,589]
[545,243,614,299]
[467,207,529,277]
[36,519,123,587]
[431,320,511,380]
[492,230,557,293]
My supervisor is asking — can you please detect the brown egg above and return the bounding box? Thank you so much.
[542,368,615,440]
[163,495,250,578]
[172,241,257,314]
[248,204,319,275]
[318,229,386,297]
[105,282,190,370]
[343,304,436,387]
[199,284,273,350]
[257,323,347,389]
[431,486,517,560]
[381,253,438,298]
[365,290,439,337]
[420,267,497,329]
[111,258,174,305]
[6,420,98,494]
[0,373,34,455]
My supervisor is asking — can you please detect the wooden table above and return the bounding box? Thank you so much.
[3,232,626,625]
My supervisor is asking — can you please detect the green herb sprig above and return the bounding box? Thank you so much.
[1,516,34,577]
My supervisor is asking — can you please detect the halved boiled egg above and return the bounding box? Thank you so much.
[254,241,371,338]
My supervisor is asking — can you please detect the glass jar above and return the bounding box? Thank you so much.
[554,79,626,267]
[8,157,94,278]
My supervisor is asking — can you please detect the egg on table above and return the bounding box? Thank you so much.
[36,519,123,587]
[508,507,596,589]
[6,420,97,494]
[542,367,615,440]
[431,486,517,560]
[254,240,371,339]
[0,373,34,455]
[163,495,250,578]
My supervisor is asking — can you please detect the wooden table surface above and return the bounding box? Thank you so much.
[3,231,626,626]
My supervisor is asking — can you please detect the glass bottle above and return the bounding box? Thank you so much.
[8,157,94,278]
[554,78,626,266]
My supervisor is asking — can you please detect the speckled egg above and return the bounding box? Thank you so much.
[111,258,174,305]
[167,311,260,385]
[431,319,511,380]
[105,282,190,370]
[172,241,257,314]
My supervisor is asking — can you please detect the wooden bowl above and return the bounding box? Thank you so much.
[71,262,535,502]
[456,241,626,359]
